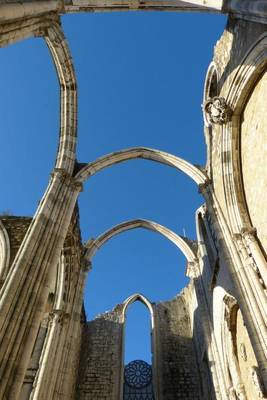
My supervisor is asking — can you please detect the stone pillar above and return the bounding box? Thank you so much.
[0,172,82,400]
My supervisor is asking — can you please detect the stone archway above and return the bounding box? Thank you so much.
[84,218,198,271]
[75,147,207,187]
[122,294,156,400]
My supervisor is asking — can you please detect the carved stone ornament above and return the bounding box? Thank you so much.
[186,261,199,279]
[204,96,232,125]
[250,366,265,398]
[240,343,247,362]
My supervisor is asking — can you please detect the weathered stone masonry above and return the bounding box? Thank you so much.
[77,295,201,400]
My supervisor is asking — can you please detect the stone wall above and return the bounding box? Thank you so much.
[77,295,201,400]
[154,295,201,400]
[76,306,124,400]
[240,69,267,256]
[0,216,31,267]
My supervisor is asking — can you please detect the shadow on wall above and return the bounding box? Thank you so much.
[216,17,267,91]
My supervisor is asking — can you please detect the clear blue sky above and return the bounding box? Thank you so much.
[0,11,226,363]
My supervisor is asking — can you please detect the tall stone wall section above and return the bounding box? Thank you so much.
[154,295,201,400]
[76,306,123,400]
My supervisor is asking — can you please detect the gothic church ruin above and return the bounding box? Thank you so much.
[0,1,267,399]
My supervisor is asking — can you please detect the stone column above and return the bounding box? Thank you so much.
[0,172,82,400]
[45,260,90,400]
[188,260,228,400]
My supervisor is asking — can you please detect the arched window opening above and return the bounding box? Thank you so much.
[203,62,218,126]
[123,295,155,400]
[124,299,152,364]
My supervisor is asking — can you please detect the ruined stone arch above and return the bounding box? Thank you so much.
[1,18,77,174]
[75,147,208,187]
[84,219,198,272]
[121,294,158,399]
[45,23,77,174]
[122,293,154,323]
[81,223,198,399]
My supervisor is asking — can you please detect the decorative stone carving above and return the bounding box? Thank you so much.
[204,96,232,125]
[186,261,199,278]
[51,168,83,192]
[250,366,265,398]
[223,295,238,330]
[49,310,70,326]
[240,343,247,362]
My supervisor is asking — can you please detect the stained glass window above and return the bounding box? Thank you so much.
[123,360,155,400]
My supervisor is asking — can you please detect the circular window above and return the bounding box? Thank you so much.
[124,360,152,389]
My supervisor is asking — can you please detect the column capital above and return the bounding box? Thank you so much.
[198,178,212,195]
[51,168,83,192]
[82,259,92,272]
[186,260,200,279]
[240,226,257,243]
[49,309,70,325]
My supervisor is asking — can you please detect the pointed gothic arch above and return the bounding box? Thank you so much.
[75,147,208,187]
[122,293,154,323]
[121,294,157,400]
[84,219,198,272]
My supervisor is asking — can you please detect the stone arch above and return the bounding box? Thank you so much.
[217,33,267,297]
[122,293,154,324]
[45,22,77,174]
[84,219,198,274]
[75,147,207,187]
[1,18,77,175]
[203,62,219,128]
[121,294,158,400]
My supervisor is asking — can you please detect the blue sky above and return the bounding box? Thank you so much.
[0,11,226,363]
